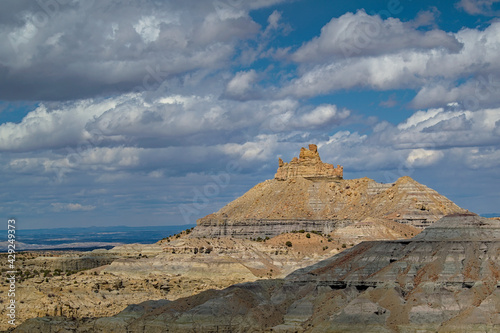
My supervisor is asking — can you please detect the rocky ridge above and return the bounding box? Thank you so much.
[193,144,466,238]
[16,214,500,332]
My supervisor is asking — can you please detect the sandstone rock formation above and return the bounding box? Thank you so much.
[17,214,500,332]
[193,144,466,238]
[275,144,343,181]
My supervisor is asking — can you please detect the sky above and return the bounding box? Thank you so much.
[1,0,500,229]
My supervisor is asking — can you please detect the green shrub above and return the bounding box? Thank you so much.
[285,241,292,247]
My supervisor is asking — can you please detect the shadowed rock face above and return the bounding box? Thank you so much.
[16,214,500,332]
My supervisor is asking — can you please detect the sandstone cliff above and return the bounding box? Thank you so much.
[193,144,466,238]
[18,214,500,332]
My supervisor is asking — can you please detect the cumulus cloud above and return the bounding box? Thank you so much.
[283,14,500,105]
[0,0,270,100]
[390,108,500,149]
[411,73,500,110]
[2,2,500,226]
[406,149,444,167]
[291,10,461,62]
[265,103,351,132]
[7,90,494,181]
[0,96,130,152]
[220,135,278,161]
[0,88,355,183]
[299,105,350,127]
[223,70,260,100]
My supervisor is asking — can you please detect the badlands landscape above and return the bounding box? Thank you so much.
[4,144,492,333]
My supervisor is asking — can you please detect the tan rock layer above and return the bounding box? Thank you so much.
[193,176,466,238]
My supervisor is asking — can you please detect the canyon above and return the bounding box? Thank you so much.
[14,214,500,332]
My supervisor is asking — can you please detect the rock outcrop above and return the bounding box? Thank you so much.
[275,144,343,181]
[18,214,500,332]
[193,144,466,238]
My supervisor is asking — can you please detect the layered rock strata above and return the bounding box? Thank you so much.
[193,144,466,238]
[17,214,500,332]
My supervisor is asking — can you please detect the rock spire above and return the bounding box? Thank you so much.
[275,144,343,181]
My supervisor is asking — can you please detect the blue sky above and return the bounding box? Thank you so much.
[1,0,500,229]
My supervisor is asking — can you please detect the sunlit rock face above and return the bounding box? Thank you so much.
[274,144,343,181]
[192,144,466,238]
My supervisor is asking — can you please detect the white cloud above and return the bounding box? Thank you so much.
[221,135,278,161]
[0,88,355,160]
[0,0,263,100]
[224,70,259,100]
[267,10,282,29]
[389,108,500,150]
[283,16,500,105]
[397,108,456,131]
[406,149,444,167]
[291,10,461,62]
[411,74,500,109]
[299,105,350,127]
[52,203,96,212]
[0,89,353,182]
[76,147,142,169]
[0,96,130,152]
[133,16,163,43]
